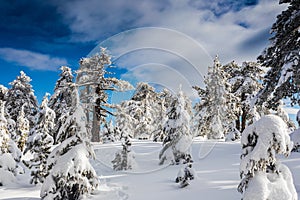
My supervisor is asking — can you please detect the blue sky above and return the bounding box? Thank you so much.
[0,0,287,104]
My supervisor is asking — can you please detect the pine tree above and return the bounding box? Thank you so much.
[159,88,192,165]
[223,61,264,132]
[15,106,29,152]
[153,89,171,142]
[130,82,161,139]
[0,100,23,185]
[112,134,135,171]
[238,115,297,199]
[48,66,74,144]
[24,94,55,184]
[101,120,115,143]
[193,56,236,139]
[0,85,7,101]
[41,86,99,200]
[115,100,137,139]
[256,0,300,108]
[5,71,38,127]
[76,47,133,142]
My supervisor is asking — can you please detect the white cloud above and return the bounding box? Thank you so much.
[55,0,287,97]
[0,48,68,71]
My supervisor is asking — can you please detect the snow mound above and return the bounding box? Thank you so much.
[243,164,297,200]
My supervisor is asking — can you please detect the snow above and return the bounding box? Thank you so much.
[243,164,297,200]
[2,139,299,199]
[291,128,300,151]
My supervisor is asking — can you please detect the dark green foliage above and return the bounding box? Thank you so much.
[257,0,300,108]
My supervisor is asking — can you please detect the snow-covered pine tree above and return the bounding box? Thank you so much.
[238,115,297,200]
[101,120,115,143]
[115,100,137,139]
[48,66,74,144]
[256,0,300,108]
[16,106,29,152]
[130,82,161,139]
[76,47,133,142]
[0,85,7,101]
[223,61,264,133]
[0,100,23,186]
[112,134,135,171]
[5,71,38,127]
[159,88,192,165]
[24,93,55,185]
[41,85,99,200]
[153,89,170,142]
[193,56,236,139]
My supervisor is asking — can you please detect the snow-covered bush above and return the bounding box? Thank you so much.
[41,86,99,200]
[238,114,297,200]
[112,134,135,171]
[175,159,195,188]
[159,89,193,165]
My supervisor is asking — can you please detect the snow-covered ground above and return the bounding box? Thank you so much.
[1,138,300,200]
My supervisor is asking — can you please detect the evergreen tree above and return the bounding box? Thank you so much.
[193,56,236,139]
[153,89,171,142]
[48,66,74,144]
[112,134,135,171]
[15,106,29,152]
[223,61,264,132]
[41,86,99,200]
[101,120,116,143]
[256,0,300,108]
[0,85,7,101]
[159,88,192,165]
[5,71,38,127]
[115,100,137,139]
[238,115,297,199]
[24,94,55,184]
[0,100,23,185]
[130,82,161,139]
[76,47,133,142]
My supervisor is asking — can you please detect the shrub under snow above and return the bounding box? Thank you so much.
[238,114,297,200]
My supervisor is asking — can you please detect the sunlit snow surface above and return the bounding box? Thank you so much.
[1,138,300,200]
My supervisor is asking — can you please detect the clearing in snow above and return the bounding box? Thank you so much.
[1,138,300,200]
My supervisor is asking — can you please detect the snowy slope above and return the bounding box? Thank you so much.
[1,139,299,200]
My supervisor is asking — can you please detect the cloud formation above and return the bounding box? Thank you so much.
[54,0,285,63]
[0,48,68,71]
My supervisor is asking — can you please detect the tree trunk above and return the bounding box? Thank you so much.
[241,93,247,133]
[235,117,240,132]
[91,107,100,142]
[241,107,247,133]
